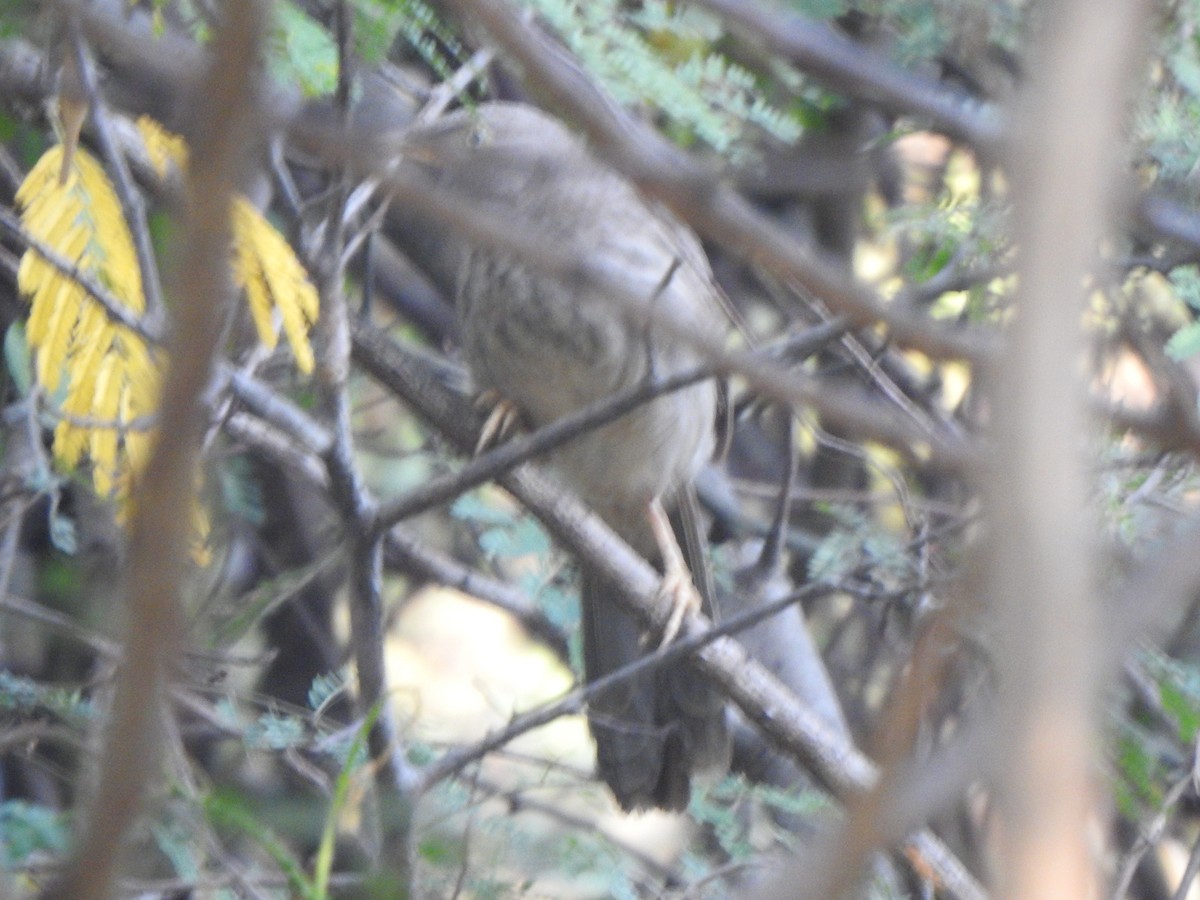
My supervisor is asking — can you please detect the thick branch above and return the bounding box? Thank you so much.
[44,3,268,898]
[988,0,1152,896]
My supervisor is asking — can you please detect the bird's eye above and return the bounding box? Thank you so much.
[467,124,487,147]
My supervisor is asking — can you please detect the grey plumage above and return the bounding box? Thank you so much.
[402,102,730,810]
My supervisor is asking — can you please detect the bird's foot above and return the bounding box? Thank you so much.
[657,565,702,648]
[647,497,701,647]
[475,390,523,454]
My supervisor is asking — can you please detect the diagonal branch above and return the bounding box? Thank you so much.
[370,320,848,536]
[433,0,997,365]
[692,0,1005,150]
[351,318,986,900]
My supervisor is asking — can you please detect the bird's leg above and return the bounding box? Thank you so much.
[474,389,523,454]
[647,497,702,647]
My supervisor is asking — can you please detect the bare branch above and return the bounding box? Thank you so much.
[351,318,986,900]
[692,0,1005,150]
[44,2,270,897]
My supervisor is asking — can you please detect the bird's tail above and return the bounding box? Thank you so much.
[580,486,729,811]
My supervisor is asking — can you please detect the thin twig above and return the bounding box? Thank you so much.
[416,46,496,123]
[368,325,845,537]
[66,29,166,322]
[1111,770,1194,899]
[471,773,678,885]
[418,580,842,791]
[0,206,157,343]
[382,526,570,661]
[307,2,419,882]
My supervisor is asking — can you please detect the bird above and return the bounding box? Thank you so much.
[400,102,730,810]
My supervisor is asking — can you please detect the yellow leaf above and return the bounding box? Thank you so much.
[136,115,189,178]
[36,281,80,392]
[123,425,154,480]
[87,353,121,497]
[14,144,62,206]
[191,501,212,567]
[16,143,156,510]
[231,217,278,349]
[25,274,73,357]
[135,119,320,374]
[231,197,319,373]
[14,130,283,569]
[51,417,87,472]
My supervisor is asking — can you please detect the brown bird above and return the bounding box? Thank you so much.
[402,102,730,810]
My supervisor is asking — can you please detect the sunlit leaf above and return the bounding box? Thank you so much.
[15,144,157,508]
[231,199,319,374]
[139,117,320,374]
[14,142,212,564]
[136,114,189,178]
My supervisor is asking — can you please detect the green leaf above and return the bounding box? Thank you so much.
[1143,651,1200,743]
[270,2,338,97]
[905,239,955,284]
[245,712,306,750]
[152,821,202,883]
[1170,50,1200,98]
[808,527,860,582]
[406,740,436,766]
[48,507,77,555]
[307,671,346,713]
[517,0,804,155]
[214,549,342,645]
[0,1,30,39]
[1160,678,1200,743]
[478,516,551,559]
[5,321,32,396]
[689,776,755,860]
[755,782,832,818]
[1166,321,1200,360]
[0,801,70,866]
[220,455,265,527]
[351,0,466,75]
[794,0,848,18]
[146,208,178,267]
[526,574,578,632]
[0,670,92,720]
[1171,264,1200,311]
[205,788,317,899]
[419,834,457,864]
[1113,725,1162,817]
[313,702,384,899]
[451,492,517,527]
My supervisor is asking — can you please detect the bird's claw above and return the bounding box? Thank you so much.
[657,569,702,648]
[475,390,522,454]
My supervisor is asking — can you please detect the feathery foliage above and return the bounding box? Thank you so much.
[516,0,805,155]
[14,116,318,566]
[15,144,157,502]
[137,115,320,373]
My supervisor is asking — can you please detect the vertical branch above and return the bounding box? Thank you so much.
[312,0,417,883]
[43,2,268,899]
[990,1,1151,897]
